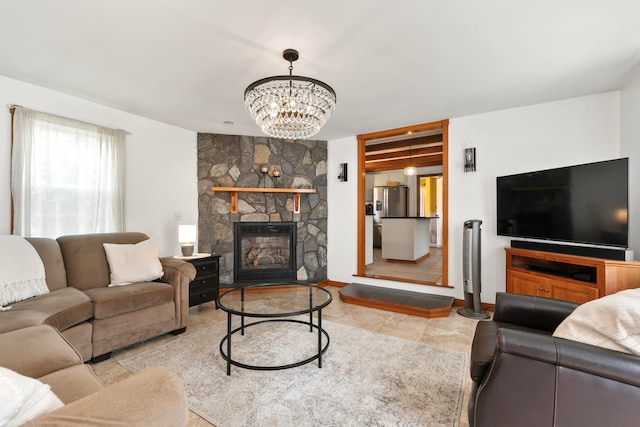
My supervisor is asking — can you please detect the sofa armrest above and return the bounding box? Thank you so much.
[0,325,82,378]
[159,257,196,329]
[25,366,189,427]
[472,328,640,427]
[492,292,578,332]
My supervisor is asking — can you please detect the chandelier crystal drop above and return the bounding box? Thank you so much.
[244,49,336,140]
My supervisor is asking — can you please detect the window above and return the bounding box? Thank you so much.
[11,107,125,237]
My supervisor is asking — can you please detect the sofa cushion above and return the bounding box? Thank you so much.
[27,367,188,427]
[554,288,640,355]
[39,365,104,405]
[0,288,93,334]
[84,282,175,319]
[57,233,149,291]
[25,238,68,291]
[0,366,64,426]
[103,240,163,286]
[0,325,83,379]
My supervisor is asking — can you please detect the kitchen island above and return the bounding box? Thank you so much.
[381,217,436,262]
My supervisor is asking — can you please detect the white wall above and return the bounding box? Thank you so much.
[328,92,622,303]
[0,75,198,256]
[621,69,640,255]
[327,137,360,284]
[449,92,620,303]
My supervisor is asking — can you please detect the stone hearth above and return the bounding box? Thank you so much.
[197,133,327,285]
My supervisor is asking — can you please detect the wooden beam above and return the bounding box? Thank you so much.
[365,155,443,172]
[365,145,443,162]
[365,135,443,153]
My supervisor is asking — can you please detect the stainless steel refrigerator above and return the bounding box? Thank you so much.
[373,185,408,247]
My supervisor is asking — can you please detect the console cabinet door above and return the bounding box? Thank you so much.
[507,270,541,297]
[508,271,598,303]
[548,278,598,304]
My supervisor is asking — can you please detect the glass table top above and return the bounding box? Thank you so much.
[217,283,332,317]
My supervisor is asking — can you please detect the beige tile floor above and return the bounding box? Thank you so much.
[92,286,480,426]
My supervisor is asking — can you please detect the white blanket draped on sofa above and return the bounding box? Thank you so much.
[0,235,48,309]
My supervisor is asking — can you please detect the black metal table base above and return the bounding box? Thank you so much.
[220,316,330,375]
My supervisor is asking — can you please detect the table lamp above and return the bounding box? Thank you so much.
[178,224,197,256]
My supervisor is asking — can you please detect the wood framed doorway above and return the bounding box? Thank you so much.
[356,119,449,287]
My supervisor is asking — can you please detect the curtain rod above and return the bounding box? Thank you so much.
[8,103,131,135]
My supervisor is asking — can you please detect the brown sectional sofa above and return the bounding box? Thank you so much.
[0,232,196,361]
[0,324,188,426]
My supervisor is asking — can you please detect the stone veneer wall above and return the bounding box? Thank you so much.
[197,133,328,285]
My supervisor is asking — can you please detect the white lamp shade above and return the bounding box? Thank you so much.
[178,225,197,243]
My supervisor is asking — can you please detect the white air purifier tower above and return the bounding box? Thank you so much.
[458,219,490,319]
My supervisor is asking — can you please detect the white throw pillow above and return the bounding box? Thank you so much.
[103,239,164,286]
[553,288,640,355]
[0,366,63,426]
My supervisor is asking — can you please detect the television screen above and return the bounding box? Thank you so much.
[497,158,628,247]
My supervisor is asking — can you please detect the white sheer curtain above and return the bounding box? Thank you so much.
[11,107,125,237]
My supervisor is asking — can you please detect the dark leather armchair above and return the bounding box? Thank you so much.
[469,292,640,427]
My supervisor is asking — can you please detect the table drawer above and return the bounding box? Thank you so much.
[191,258,219,276]
[189,287,219,307]
[191,275,218,290]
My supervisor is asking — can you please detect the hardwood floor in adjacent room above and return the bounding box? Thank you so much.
[365,247,443,284]
[91,286,479,427]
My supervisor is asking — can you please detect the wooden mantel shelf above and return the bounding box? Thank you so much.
[211,187,316,214]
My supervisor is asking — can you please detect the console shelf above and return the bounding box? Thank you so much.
[505,247,640,304]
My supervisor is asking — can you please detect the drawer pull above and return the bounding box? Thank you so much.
[537,287,550,292]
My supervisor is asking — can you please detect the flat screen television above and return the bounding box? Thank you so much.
[497,158,629,248]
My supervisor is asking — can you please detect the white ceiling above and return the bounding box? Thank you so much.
[1,1,639,141]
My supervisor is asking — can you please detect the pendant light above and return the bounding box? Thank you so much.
[404,145,416,175]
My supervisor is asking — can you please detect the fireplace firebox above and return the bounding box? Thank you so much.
[233,222,297,283]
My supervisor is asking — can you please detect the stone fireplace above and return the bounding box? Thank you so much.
[234,221,297,283]
[197,133,327,285]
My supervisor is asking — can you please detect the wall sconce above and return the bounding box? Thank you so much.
[178,224,197,256]
[464,148,476,172]
[338,163,348,181]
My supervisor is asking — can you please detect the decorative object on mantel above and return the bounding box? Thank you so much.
[259,165,269,188]
[244,48,337,140]
[259,165,283,188]
[178,224,196,256]
[211,187,316,214]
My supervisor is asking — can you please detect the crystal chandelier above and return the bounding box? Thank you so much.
[244,49,336,140]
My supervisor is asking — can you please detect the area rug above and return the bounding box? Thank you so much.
[119,319,466,427]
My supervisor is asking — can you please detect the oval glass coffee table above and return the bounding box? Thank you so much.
[217,283,332,375]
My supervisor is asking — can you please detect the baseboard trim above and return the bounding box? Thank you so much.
[452,298,495,312]
[317,279,349,288]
